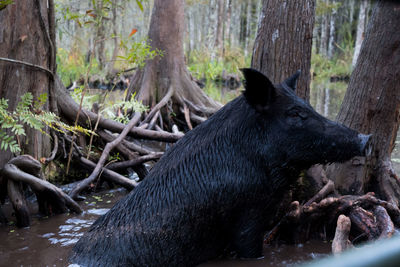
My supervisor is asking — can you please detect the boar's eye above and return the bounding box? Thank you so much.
[286,108,308,120]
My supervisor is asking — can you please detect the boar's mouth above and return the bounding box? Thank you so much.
[358,134,372,157]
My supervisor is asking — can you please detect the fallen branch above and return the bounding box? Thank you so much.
[55,76,183,142]
[69,113,141,200]
[0,57,53,77]
[148,110,160,130]
[78,157,138,190]
[107,153,163,171]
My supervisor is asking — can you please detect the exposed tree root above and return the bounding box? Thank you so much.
[107,153,163,171]
[55,76,183,143]
[78,157,138,190]
[267,187,400,253]
[69,113,142,200]
[7,179,30,227]
[332,215,352,254]
[1,155,82,227]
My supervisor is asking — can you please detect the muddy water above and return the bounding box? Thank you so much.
[0,189,128,266]
[0,187,330,267]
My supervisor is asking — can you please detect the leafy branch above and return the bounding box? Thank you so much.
[0,92,93,153]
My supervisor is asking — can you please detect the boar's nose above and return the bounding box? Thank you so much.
[358,134,372,156]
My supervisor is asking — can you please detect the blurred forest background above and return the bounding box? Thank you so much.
[55,0,370,112]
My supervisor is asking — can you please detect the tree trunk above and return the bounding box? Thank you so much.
[251,0,315,100]
[95,0,106,70]
[327,1,400,206]
[352,0,369,68]
[327,2,336,59]
[224,0,232,51]
[215,0,225,58]
[0,0,52,167]
[106,0,119,75]
[126,0,220,129]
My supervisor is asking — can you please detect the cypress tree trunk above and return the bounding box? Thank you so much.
[0,0,53,166]
[251,0,316,100]
[126,0,220,129]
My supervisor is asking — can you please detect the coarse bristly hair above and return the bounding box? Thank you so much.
[70,68,367,267]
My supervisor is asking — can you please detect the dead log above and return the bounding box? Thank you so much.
[332,215,352,254]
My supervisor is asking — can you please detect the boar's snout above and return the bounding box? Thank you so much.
[358,134,372,156]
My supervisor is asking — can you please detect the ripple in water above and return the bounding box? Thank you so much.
[43,218,97,247]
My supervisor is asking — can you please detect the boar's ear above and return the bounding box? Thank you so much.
[241,68,276,111]
[283,70,301,91]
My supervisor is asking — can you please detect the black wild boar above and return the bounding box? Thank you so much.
[70,68,371,267]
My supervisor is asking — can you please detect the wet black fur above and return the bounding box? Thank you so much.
[70,68,365,267]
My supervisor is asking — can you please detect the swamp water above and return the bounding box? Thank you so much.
[1,81,399,266]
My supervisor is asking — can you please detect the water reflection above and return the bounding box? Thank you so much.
[0,189,127,266]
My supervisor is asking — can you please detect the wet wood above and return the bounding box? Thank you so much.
[7,179,30,227]
[374,205,395,239]
[3,163,82,217]
[8,155,41,178]
[107,153,163,171]
[305,180,335,207]
[69,113,142,200]
[348,207,380,240]
[332,215,352,254]
[55,76,184,143]
[78,157,138,190]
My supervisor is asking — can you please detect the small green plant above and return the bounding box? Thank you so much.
[117,37,162,69]
[0,92,93,153]
[102,92,149,124]
[71,85,102,110]
[0,0,13,10]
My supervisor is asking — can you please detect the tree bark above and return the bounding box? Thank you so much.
[215,0,225,57]
[327,1,400,206]
[352,0,369,68]
[0,0,52,167]
[251,0,315,100]
[327,2,337,59]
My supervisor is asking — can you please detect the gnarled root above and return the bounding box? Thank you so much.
[1,155,82,227]
[268,187,400,250]
[332,215,353,254]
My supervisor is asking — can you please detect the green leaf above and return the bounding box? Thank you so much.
[135,0,143,12]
